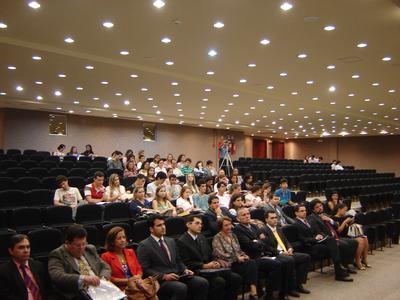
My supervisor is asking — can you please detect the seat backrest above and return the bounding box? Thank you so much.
[68,168,88,178]
[19,160,39,169]
[39,160,58,169]
[102,222,132,244]
[44,206,73,225]
[23,149,37,156]
[28,167,49,178]
[75,161,91,169]
[281,224,300,243]
[15,177,42,191]
[0,190,26,208]
[41,177,57,190]
[0,230,17,261]
[26,189,54,206]
[75,204,103,223]
[67,176,86,190]
[103,202,130,221]
[132,220,150,243]
[12,207,43,228]
[28,228,63,256]
[78,156,92,162]
[0,177,14,191]
[93,156,108,162]
[63,156,77,163]
[165,217,187,237]
[6,149,21,156]
[49,168,68,176]
[5,167,26,178]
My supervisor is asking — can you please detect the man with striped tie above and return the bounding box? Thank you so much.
[0,234,48,300]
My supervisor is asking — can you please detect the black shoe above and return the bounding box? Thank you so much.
[288,290,300,297]
[346,268,357,274]
[335,276,354,282]
[297,285,311,294]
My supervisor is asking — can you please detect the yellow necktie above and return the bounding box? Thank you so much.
[78,258,91,276]
[273,230,287,252]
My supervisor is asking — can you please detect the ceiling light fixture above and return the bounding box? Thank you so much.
[213,21,224,29]
[382,56,391,61]
[260,38,270,45]
[161,37,171,44]
[0,22,7,29]
[329,85,336,92]
[206,71,214,75]
[248,63,256,68]
[357,42,367,48]
[324,25,335,31]
[64,36,74,43]
[54,90,62,96]
[280,2,293,11]
[208,49,218,57]
[102,21,114,28]
[297,53,307,58]
[119,50,129,55]
[153,0,165,8]
[165,60,174,65]
[32,55,42,61]
[28,1,41,9]
[352,74,360,79]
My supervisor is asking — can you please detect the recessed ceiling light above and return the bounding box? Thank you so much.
[299,107,304,110]
[382,56,391,61]
[124,100,130,105]
[76,86,83,90]
[119,50,129,55]
[267,85,274,90]
[330,101,336,105]
[213,21,224,29]
[56,107,62,110]
[54,90,62,96]
[176,102,182,105]
[115,92,122,96]
[352,74,360,79]
[201,106,207,109]
[93,97,99,100]
[165,60,174,65]
[258,99,264,102]
[244,112,250,116]
[141,87,148,91]
[248,63,256,68]
[228,103,233,106]
[16,85,24,91]
[85,65,94,70]
[291,92,298,95]
[28,1,41,9]
[233,94,239,97]
[64,36,74,43]
[177,108,183,112]
[360,131,367,135]
[7,65,16,70]
[297,53,307,59]
[206,71,214,75]
[204,88,212,92]
[345,105,352,109]
[259,38,270,45]
[130,74,139,78]
[329,85,336,92]
[200,112,205,115]
[208,49,218,57]
[306,80,314,85]
[32,55,42,61]
[348,93,355,97]
[173,93,180,97]
[85,110,91,113]
[35,81,43,85]
[161,37,171,44]
[68,110,74,114]
[147,97,154,101]
[326,65,336,70]
[357,42,367,48]
[202,98,208,102]
[131,108,137,111]
[270,110,276,113]
[280,2,293,11]
[379,103,384,106]
[312,97,319,100]
[102,21,114,28]
[280,72,288,77]
[100,81,109,85]
[153,0,165,8]
[364,98,370,102]
[171,82,179,86]
[380,130,388,134]
[36,95,43,100]
[372,82,380,86]
[58,74,66,78]
[103,104,109,108]
[0,22,7,29]
[239,79,247,83]
[73,101,80,104]
[388,89,395,93]
[324,25,335,31]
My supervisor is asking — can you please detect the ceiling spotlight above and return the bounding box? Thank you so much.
[280,2,293,11]
[7,65,16,70]
[171,82,179,86]
[324,25,335,31]
[297,53,307,58]
[64,36,74,43]
[213,21,224,29]
[357,42,367,48]
[36,96,43,100]
[339,131,349,136]
[0,22,8,29]
[165,60,174,65]
[239,79,247,83]
[280,72,288,77]
[382,56,392,61]
[352,74,360,79]
[54,90,62,96]
[267,85,274,90]
[208,49,218,57]
[119,50,129,55]
[306,80,314,85]
[260,38,270,45]
[326,65,336,70]
[16,85,24,91]
[103,104,110,108]
[28,1,41,9]
[329,85,336,92]
[35,81,43,85]
[130,74,139,78]
[248,63,256,68]
[85,65,94,70]
[360,131,367,135]
[206,71,214,75]
[161,37,171,44]
[76,86,83,90]
[124,100,130,105]
[388,89,395,93]
[372,82,380,86]
[102,21,114,28]
[153,0,165,8]
[380,130,388,134]
[32,55,42,61]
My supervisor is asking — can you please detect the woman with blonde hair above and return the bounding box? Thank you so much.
[105,174,130,202]
[152,185,177,217]
[183,172,199,194]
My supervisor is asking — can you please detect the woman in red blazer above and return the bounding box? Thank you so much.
[101,226,143,290]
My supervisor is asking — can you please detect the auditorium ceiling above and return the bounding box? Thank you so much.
[0,0,399,139]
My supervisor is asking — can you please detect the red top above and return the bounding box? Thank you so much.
[91,184,104,199]
[101,248,143,288]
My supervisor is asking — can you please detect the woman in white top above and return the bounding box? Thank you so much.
[164,153,174,169]
[183,173,199,194]
[150,154,161,169]
[155,159,167,176]
[139,161,150,176]
[152,185,177,217]
[105,174,130,202]
[176,186,195,214]
[193,161,205,177]
[176,154,186,169]
[53,144,66,157]
[244,185,262,208]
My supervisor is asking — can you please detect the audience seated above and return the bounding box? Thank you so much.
[152,185,177,217]
[150,154,161,169]
[53,144,66,157]
[164,153,174,169]
[0,234,50,300]
[136,154,146,170]
[293,204,353,282]
[107,151,123,171]
[129,186,153,219]
[326,191,343,216]
[178,215,242,300]
[105,174,131,202]
[54,175,83,218]
[231,168,243,185]
[48,224,111,299]
[166,174,182,200]
[101,226,143,290]
[205,176,216,195]
[181,158,194,175]
[128,173,146,193]
[67,146,79,157]
[192,180,209,212]
[155,159,167,176]
[147,167,156,182]
[204,160,217,178]
[227,183,241,198]
[228,194,245,221]
[262,211,311,297]
[204,196,232,235]
[274,179,294,206]
[171,159,184,177]
[137,215,209,300]
[138,161,150,176]
[184,172,200,194]
[123,160,137,178]
[240,173,254,191]
[244,185,262,208]
[193,161,205,177]
[233,207,283,300]
[122,149,135,167]
[332,204,370,270]
[81,144,94,157]
[84,171,107,203]
[265,194,295,226]
[176,186,198,215]
[216,181,231,209]
[146,171,167,201]
[176,154,186,169]
[308,199,358,274]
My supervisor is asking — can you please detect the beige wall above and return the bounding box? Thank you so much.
[3,109,246,163]
[286,136,400,175]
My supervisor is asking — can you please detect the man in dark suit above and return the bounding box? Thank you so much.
[233,207,282,300]
[137,215,209,300]
[177,215,241,300]
[293,204,353,282]
[204,195,231,235]
[263,210,311,298]
[308,199,358,275]
[265,194,295,226]
[0,234,49,300]
[48,224,111,299]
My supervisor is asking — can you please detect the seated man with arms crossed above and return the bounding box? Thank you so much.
[48,224,111,299]
[84,171,107,204]
[137,215,209,300]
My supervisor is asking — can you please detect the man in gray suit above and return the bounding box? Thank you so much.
[48,224,111,299]
[266,194,295,227]
[137,215,209,300]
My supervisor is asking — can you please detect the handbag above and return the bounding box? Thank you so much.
[348,223,364,238]
[125,276,160,300]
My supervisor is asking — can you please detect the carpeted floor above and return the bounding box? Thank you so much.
[298,245,400,300]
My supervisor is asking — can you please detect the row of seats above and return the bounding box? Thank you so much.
[0,159,107,172]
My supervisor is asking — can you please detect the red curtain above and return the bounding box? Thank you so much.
[252,139,267,158]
